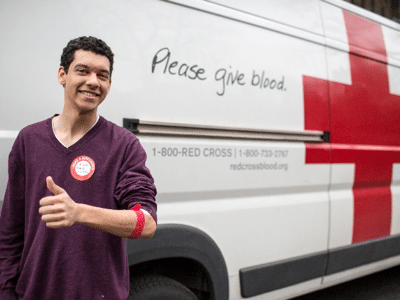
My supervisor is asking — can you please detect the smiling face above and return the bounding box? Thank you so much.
[58,49,112,115]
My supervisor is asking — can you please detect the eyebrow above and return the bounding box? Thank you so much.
[74,63,110,75]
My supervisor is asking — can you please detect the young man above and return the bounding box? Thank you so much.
[0,37,157,300]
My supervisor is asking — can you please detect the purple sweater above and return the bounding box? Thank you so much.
[0,115,157,300]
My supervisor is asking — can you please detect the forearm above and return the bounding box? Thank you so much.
[76,204,156,239]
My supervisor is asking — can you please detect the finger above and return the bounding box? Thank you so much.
[39,204,64,215]
[39,196,61,207]
[46,176,65,195]
[41,212,66,223]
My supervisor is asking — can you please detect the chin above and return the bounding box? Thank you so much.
[79,109,97,116]
[76,102,97,113]
[77,105,98,115]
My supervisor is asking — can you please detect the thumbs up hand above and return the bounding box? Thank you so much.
[46,175,67,196]
[39,176,79,228]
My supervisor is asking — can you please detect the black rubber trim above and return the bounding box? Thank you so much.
[239,234,400,298]
[123,118,139,134]
[239,251,327,298]
[126,224,229,300]
[326,235,400,275]
[322,131,330,142]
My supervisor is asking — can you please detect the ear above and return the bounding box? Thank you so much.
[58,66,67,86]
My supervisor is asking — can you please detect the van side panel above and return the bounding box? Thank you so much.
[204,0,324,35]
[140,1,331,299]
[2,0,399,299]
[321,0,400,285]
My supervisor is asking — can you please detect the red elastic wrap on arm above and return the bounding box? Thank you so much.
[128,204,145,239]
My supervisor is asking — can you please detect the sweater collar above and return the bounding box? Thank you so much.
[47,114,105,154]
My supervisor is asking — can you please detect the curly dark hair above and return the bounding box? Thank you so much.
[60,36,114,78]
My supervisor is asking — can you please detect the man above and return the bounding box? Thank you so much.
[0,36,157,300]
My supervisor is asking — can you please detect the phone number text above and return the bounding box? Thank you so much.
[151,147,289,159]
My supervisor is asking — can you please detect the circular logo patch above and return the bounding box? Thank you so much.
[70,155,95,181]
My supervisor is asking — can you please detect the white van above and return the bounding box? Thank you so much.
[1,0,400,299]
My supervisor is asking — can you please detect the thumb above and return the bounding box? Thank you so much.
[46,176,64,195]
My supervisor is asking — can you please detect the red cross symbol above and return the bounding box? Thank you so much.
[304,11,400,244]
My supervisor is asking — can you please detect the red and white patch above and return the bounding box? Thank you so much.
[70,155,95,181]
[304,11,400,243]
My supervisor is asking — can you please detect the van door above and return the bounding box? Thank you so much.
[320,0,400,283]
[140,1,332,298]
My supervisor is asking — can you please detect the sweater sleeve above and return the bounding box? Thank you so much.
[0,135,25,299]
[114,136,157,223]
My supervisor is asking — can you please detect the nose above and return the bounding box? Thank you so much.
[86,72,100,88]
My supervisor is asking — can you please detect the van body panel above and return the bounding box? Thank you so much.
[142,136,330,274]
[0,137,16,214]
[323,7,400,247]
[1,0,400,299]
[204,0,324,36]
[392,164,400,236]
[99,0,328,132]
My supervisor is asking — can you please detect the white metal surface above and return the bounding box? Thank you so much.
[1,0,400,299]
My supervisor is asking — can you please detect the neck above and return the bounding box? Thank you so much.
[55,108,99,137]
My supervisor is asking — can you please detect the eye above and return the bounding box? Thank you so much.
[98,73,109,80]
[77,69,88,74]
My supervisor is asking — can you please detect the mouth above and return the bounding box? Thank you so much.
[79,90,100,98]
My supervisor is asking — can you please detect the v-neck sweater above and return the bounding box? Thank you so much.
[0,115,157,300]
[52,114,100,148]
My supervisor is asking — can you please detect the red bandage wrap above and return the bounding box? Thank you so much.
[129,204,145,239]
